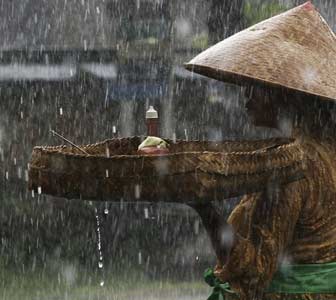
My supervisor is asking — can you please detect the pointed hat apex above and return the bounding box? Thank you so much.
[185,2,336,102]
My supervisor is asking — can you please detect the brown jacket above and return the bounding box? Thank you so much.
[215,135,336,300]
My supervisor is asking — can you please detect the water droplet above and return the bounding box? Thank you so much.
[105,169,109,178]
[172,132,176,143]
[17,167,22,179]
[104,208,109,215]
[5,171,8,180]
[112,125,117,134]
[135,185,141,199]
[20,111,24,119]
[38,186,42,194]
[13,157,17,165]
[95,209,104,285]
[138,251,142,265]
[59,107,63,115]
[105,146,110,158]
[32,190,35,198]
[196,256,199,261]
[194,220,200,235]
[144,208,149,219]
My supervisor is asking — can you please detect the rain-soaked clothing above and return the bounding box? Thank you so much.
[205,263,336,299]
[212,135,336,300]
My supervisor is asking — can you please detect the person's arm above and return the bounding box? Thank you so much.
[189,179,307,300]
[188,202,233,263]
[217,180,307,299]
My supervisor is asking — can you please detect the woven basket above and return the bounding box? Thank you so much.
[28,137,306,202]
[185,2,336,103]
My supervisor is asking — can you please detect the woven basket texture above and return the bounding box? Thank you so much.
[28,137,306,202]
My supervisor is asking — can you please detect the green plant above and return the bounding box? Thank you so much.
[244,1,287,26]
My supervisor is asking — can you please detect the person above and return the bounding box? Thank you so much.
[185,2,336,300]
[190,86,336,300]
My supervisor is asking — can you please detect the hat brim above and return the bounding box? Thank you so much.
[185,2,336,104]
[184,63,336,104]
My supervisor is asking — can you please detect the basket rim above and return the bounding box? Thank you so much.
[31,137,298,160]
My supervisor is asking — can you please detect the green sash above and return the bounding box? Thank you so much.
[205,262,336,300]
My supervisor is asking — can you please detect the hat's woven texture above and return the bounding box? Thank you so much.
[185,2,336,102]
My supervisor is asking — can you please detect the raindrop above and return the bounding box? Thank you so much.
[172,132,176,143]
[95,209,105,286]
[17,167,22,179]
[5,171,8,180]
[144,208,149,219]
[105,169,109,178]
[112,125,117,134]
[105,146,110,158]
[135,184,141,199]
[138,251,142,265]
[194,220,200,235]
[220,225,234,248]
[104,208,109,215]
[59,107,63,115]
[38,186,42,194]
[184,129,188,141]
[20,111,24,119]
[25,170,28,182]
[32,190,35,198]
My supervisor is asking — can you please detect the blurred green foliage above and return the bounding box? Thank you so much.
[191,34,209,50]
[244,1,287,26]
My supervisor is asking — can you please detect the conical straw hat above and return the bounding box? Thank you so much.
[185,2,336,102]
